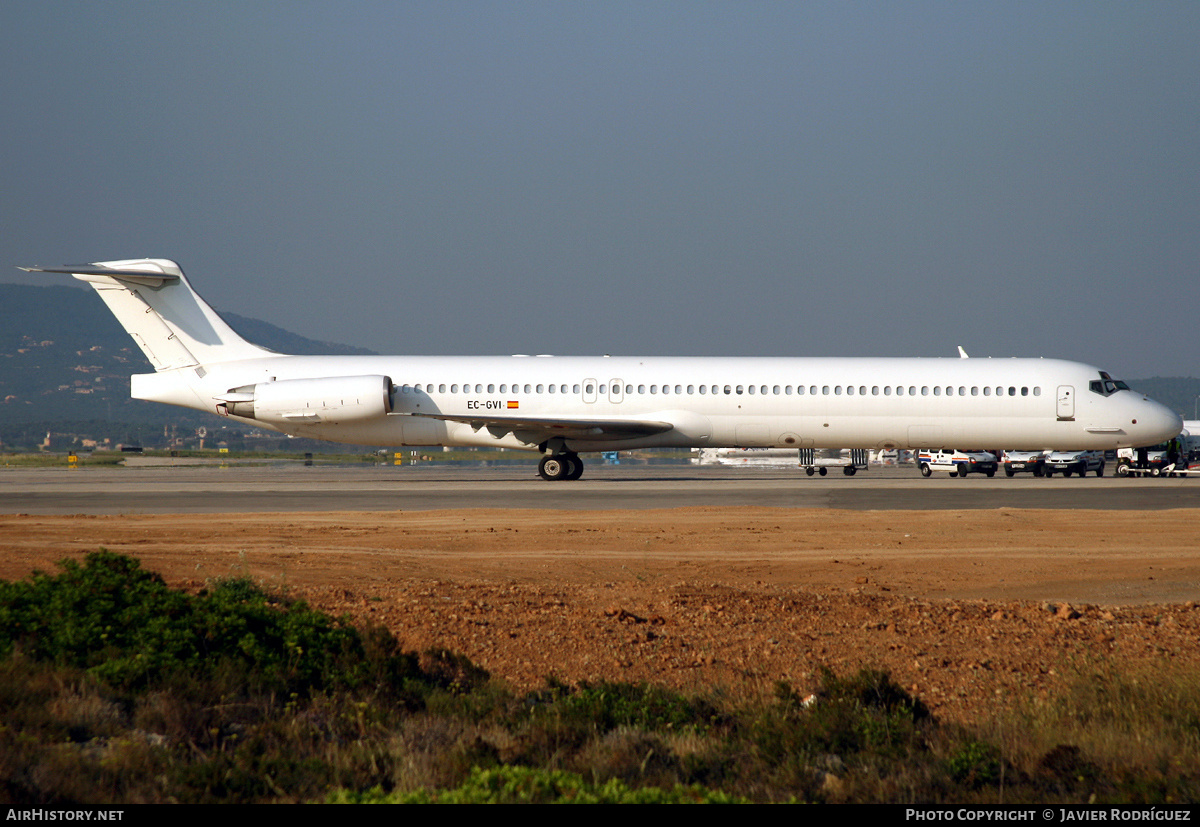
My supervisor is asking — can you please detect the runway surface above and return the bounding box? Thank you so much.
[3,461,1199,514]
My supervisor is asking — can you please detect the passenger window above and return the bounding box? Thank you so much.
[933,387,941,396]
[650,385,658,394]
[639,385,646,394]
[548,384,555,394]
[724,385,732,395]
[699,385,706,394]
[440,384,447,393]
[536,384,543,393]
[1008,387,1016,396]
[747,385,754,395]
[1021,387,1028,396]
[451,384,459,393]
[573,384,580,393]
[1033,387,1041,396]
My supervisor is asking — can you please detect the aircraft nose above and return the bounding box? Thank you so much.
[1136,397,1183,445]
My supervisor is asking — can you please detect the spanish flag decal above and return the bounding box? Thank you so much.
[507,400,519,409]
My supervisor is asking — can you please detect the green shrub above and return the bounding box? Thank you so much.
[0,550,424,698]
[521,679,721,734]
[328,765,747,803]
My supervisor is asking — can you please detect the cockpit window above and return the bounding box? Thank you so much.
[1090,371,1131,397]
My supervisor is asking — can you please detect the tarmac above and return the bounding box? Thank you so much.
[3,461,1200,514]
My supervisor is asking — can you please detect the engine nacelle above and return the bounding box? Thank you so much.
[219,375,392,426]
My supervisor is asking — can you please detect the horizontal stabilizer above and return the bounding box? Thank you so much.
[20,258,279,369]
[19,266,179,287]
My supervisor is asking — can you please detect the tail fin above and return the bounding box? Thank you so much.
[19,258,279,370]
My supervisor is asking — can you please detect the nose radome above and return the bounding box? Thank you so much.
[1141,398,1183,444]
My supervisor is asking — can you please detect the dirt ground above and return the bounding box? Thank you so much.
[2,507,1198,723]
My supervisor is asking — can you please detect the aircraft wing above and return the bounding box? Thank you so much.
[410,412,674,442]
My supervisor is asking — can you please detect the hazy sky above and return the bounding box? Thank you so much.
[3,2,1198,377]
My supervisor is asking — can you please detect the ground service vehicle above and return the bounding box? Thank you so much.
[917,449,998,478]
[798,447,868,476]
[1116,425,1199,476]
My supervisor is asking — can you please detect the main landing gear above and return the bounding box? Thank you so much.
[538,453,584,481]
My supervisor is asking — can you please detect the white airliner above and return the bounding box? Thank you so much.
[22,259,1182,481]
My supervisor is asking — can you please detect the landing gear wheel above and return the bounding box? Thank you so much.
[538,456,569,481]
[843,465,856,476]
[1116,461,1130,477]
[565,455,584,480]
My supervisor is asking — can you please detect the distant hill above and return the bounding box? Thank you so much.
[0,282,375,433]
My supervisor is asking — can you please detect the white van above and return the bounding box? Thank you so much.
[1043,450,1105,477]
[916,449,999,478]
